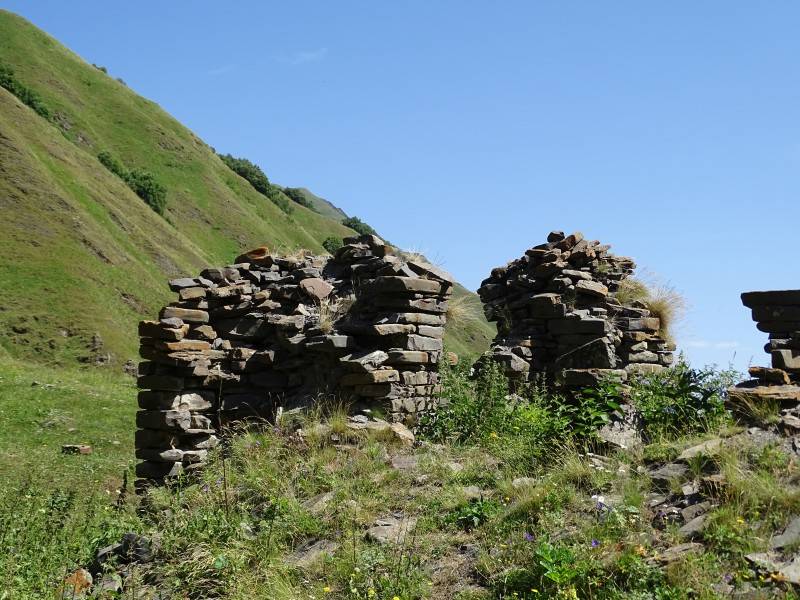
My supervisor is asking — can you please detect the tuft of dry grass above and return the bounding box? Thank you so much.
[616,276,687,342]
[445,294,482,329]
[317,295,354,333]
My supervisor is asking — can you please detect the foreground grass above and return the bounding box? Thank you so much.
[3,360,800,599]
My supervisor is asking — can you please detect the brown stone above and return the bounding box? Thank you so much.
[340,369,400,386]
[748,366,791,385]
[742,290,800,308]
[160,307,209,324]
[299,277,334,299]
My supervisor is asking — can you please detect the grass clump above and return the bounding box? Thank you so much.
[322,235,343,254]
[616,276,688,342]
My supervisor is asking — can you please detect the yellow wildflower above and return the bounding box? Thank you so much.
[323,586,331,593]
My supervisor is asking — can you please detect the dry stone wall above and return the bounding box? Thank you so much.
[729,290,800,433]
[136,234,452,482]
[477,231,674,389]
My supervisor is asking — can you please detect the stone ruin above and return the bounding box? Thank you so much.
[729,290,800,433]
[477,231,675,390]
[135,234,452,482]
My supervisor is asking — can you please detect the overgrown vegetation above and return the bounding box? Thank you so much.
[283,187,319,212]
[98,150,167,215]
[342,216,378,237]
[218,153,294,214]
[322,235,343,254]
[6,356,800,599]
[0,60,50,119]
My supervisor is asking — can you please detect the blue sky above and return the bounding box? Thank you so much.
[6,1,800,372]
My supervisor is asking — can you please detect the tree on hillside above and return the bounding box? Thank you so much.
[218,153,293,214]
[283,187,318,212]
[342,216,377,237]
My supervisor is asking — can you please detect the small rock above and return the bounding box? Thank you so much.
[59,568,92,598]
[461,486,483,500]
[678,514,708,539]
[770,515,800,550]
[62,444,92,455]
[648,463,690,490]
[512,477,537,489]
[677,438,723,462]
[653,542,704,564]
[389,422,415,447]
[288,539,339,567]
[365,515,418,545]
[390,455,418,470]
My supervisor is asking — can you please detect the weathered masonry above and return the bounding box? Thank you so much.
[728,290,800,432]
[477,231,675,389]
[135,235,452,481]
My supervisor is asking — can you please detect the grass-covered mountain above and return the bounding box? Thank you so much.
[0,10,492,366]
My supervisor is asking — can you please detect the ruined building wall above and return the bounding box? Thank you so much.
[729,290,800,433]
[135,234,452,481]
[477,231,674,388]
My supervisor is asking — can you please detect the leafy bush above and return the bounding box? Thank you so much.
[629,360,737,437]
[125,168,167,215]
[218,154,293,214]
[0,62,51,120]
[97,151,168,215]
[97,150,126,179]
[282,187,318,211]
[322,236,342,254]
[342,216,377,236]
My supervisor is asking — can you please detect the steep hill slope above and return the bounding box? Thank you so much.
[284,186,349,221]
[0,10,492,365]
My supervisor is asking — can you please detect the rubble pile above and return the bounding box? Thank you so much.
[477,231,675,389]
[136,234,452,482]
[729,290,800,434]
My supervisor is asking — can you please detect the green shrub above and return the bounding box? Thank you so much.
[342,216,377,236]
[629,360,736,437]
[419,361,568,454]
[125,168,167,215]
[0,62,51,120]
[97,150,126,178]
[97,151,168,215]
[322,236,342,254]
[282,187,318,211]
[218,153,293,214]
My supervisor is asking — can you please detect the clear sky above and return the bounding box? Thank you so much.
[6,1,800,373]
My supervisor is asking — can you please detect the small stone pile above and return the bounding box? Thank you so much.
[729,290,800,434]
[136,234,452,482]
[477,231,674,389]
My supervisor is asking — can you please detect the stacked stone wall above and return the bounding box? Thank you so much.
[135,234,452,482]
[477,231,674,389]
[729,290,800,432]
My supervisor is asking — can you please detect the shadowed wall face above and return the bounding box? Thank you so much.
[135,234,452,482]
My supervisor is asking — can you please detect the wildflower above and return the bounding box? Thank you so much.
[323,586,331,593]
[634,544,647,556]
[524,532,535,542]
[368,590,376,598]
[490,431,498,438]
[591,539,600,548]
[393,596,401,600]
[736,517,745,524]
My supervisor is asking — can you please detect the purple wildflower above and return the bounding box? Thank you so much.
[524,532,535,542]
[591,539,600,548]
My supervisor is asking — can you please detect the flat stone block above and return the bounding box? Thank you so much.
[742,290,800,308]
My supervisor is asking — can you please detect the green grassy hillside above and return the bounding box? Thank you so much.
[0,10,492,366]
[286,186,349,221]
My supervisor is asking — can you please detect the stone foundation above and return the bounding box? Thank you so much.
[135,234,452,482]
